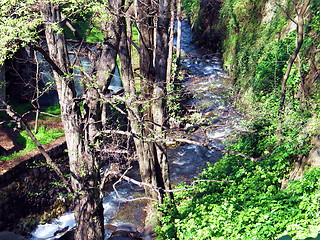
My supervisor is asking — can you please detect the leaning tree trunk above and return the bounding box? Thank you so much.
[40,2,105,239]
[279,0,310,113]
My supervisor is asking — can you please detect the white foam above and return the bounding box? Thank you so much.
[30,212,75,239]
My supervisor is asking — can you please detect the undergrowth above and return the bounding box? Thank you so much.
[157,0,320,239]
[157,118,320,239]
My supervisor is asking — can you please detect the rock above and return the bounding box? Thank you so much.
[108,223,143,240]
[0,145,7,156]
[281,135,320,189]
[0,231,26,240]
[108,230,143,240]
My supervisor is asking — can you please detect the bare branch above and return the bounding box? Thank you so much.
[192,179,234,184]
[113,167,160,202]
[31,44,66,76]
[98,128,267,161]
[110,167,235,202]
[100,163,121,193]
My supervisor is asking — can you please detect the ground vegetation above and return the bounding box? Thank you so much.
[158,0,320,239]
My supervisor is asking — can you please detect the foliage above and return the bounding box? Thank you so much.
[219,0,320,105]
[157,116,320,239]
[0,0,41,65]
[41,103,61,116]
[62,12,105,42]
[309,0,320,33]
[157,2,320,238]
[182,0,201,26]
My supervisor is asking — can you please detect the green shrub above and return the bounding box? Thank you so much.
[158,125,319,239]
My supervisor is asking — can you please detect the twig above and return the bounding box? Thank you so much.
[192,179,234,184]
[111,167,235,203]
[99,129,267,161]
[112,167,159,202]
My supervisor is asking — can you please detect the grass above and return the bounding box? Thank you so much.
[0,103,64,161]
[0,125,64,161]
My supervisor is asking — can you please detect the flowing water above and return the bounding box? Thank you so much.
[28,21,241,239]
[169,21,241,185]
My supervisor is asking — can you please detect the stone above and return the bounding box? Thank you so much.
[108,230,143,240]
[281,135,320,189]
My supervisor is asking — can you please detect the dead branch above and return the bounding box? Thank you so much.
[100,163,121,193]
[99,128,267,161]
[113,167,160,202]
[111,167,235,202]
[162,178,235,193]
[192,179,234,184]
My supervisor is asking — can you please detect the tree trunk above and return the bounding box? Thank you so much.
[136,0,160,201]
[154,0,172,201]
[176,0,182,61]
[166,0,176,88]
[0,65,5,102]
[128,0,173,203]
[39,2,105,239]
[279,0,310,113]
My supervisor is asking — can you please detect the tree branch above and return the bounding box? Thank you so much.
[0,99,72,193]
[99,129,267,161]
[111,167,235,202]
[31,44,66,76]
[279,0,311,112]
[113,167,160,202]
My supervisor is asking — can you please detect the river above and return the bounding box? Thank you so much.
[28,20,241,240]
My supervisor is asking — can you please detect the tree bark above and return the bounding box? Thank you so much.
[279,0,310,113]
[154,0,172,201]
[136,0,160,200]
[166,0,176,87]
[120,0,173,203]
[39,2,105,239]
[176,0,182,61]
[0,65,5,102]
